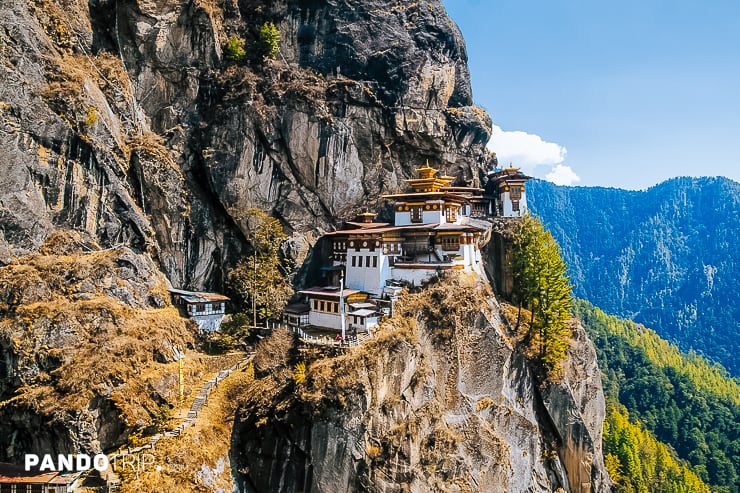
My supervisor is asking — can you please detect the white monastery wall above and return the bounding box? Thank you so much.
[192,314,225,332]
[309,311,343,330]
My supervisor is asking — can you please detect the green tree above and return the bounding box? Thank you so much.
[511,215,573,377]
[224,34,247,61]
[259,22,280,60]
[228,209,293,328]
[214,312,253,350]
[575,299,740,493]
[604,404,713,493]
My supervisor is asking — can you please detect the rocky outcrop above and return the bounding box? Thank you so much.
[1,0,490,290]
[0,231,194,460]
[232,279,611,493]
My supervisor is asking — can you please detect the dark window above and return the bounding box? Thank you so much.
[1,484,12,493]
[372,256,378,267]
[320,301,325,312]
[410,206,423,223]
[196,303,205,312]
[512,200,520,212]
[351,256,356,267]
[442,236,460,251]
[312,300,318,310]
[366,256,371,267]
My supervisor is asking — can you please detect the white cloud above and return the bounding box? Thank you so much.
[487,125,580,185]
[545,164,581,186]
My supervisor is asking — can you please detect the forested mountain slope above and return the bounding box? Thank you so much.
[575,300,740,493]
[529,177,740,375]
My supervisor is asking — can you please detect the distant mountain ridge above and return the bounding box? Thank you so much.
[528,176,740,375]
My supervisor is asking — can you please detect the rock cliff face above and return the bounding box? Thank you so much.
[1,0,490,289]
[232,278,611,493]
[0,231,194,460]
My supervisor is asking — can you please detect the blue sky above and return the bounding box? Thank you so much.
[443,0,740,189]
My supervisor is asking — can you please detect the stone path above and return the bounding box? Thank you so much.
[101,354,253,490]
[166,355,252,438]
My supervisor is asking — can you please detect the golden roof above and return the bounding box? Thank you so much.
[415,159,438,179]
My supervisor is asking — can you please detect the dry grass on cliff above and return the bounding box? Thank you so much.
[287,274,492,414]
[116,364,255,493]
[498,301,531,339]
[8,304,194,420]
[395,273,492,341]
[39,47,133,143]
[0,232,195,429]
[295,315,419,413]
[252,326,293,377]
[27,0,91,49]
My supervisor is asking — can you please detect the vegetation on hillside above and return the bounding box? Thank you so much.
[0,231,194,442]
[575,300,739,493]
[228,209,293,330]
[529,177,740,375]
[259,22,280,60]
[117,361,255,492]
[604,404,713,493]
[224,34,247,61]
[511,215,573,378]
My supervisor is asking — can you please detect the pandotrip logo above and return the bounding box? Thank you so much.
[24,453,171,474]
[25,454,110,472]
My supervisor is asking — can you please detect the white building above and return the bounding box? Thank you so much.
[294,286,379,336]
[328,163,491,294]
[487,165,532,217]
[169,289,230,332]
[292,162,529,334]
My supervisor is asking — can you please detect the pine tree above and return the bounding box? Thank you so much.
[224,35,246,61]
[259,22,280,60]
[228,209,293,327]
[511,215,574,377]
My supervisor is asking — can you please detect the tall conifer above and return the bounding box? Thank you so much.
[512,215,573,377]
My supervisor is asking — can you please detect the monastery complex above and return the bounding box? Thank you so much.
[286,163,531,338]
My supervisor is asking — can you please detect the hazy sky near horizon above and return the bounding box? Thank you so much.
[443,0,740,190]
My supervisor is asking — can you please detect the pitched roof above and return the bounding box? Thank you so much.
[380,191,468,202]
[347,309,377,317]
[0,462,80,485]
[284,303,310,314]
[298,286,362,298]
[169,289,230,302]
[433,223,484,232]
[345,221,390,229]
